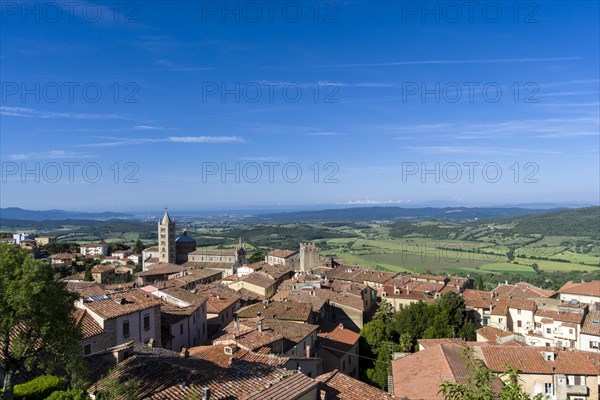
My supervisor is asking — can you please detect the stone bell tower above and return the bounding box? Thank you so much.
[158,209,176,264]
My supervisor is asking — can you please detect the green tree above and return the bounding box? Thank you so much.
[373,300,394,323]
[366,344,395,390]
[360,319,391,353]
[0,243,84,400]
[247,251,265,264]
[398,332,413,352]
[83,267,93,282]
[476,274,485,290]
[132,240,145,255]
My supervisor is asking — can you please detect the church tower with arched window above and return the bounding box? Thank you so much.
[158,209,176,264]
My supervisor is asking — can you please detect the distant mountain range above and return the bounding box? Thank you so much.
[253,206,564,222]
[2,205,595,225]
[0,208,133,221]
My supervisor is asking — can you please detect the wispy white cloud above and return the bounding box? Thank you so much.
[262,56,582,69]
[342,199,413,205]
[168,136,244,143]
[403,145,561,156]
[76,135,244,147]
[152,59,213,72]
[8,150,93,161]
[387,117,599,140]
[133,125,164,130]
[0,107,126,120]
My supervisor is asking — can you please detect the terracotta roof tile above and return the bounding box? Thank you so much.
[560,281,600,297]
[316,370,395,400]
[268,249,298,259]
[237,301,312,322]
[479,345,600,375]
[392,343,503,400]
[83,289,162,319]
[317,322,360,354]
[243,372,317,400]
[73,309,104,339]
[535,309,585,324]
[582,310,600,336]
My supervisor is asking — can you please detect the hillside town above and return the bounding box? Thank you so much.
[1,211,599,399]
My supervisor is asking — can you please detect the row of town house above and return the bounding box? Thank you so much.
[23,214,598,399]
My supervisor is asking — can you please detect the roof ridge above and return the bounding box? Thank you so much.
[437,343,456,381]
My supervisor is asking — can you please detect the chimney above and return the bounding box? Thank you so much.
[257,320,263,332]
[180,348,189,358]
[320,389,328,400]
[147,338,155,348]
[201,387,211,400]
[338,323,344,330]
[306,343,311,358]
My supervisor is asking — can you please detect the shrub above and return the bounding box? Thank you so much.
[46,389,88,400]
[13,375,66,400]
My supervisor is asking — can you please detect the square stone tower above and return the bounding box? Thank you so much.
[300,242,320,272]
[158,210,176,264]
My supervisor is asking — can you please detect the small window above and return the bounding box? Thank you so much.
[517,320,522,328]
[517,309,521,315]
[123,321,130,338]
[590,341,599,349]
[193,314,196,323]
[180,324,184,335]
[342,360,345,370]
[544,383,553,395]
[569,328,573,334]
[546,328,551,334]
[144,314,150,331]
[84,344,92,355]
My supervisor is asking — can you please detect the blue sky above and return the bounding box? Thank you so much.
[1,0,598,211]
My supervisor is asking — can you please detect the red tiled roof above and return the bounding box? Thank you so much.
[73,308,104,339]
[463,289,493,309]
[268,249,298,259]
[494,282,553,299]
[417,338,467,349]
[84,289,162,319]
[196,285,241,314]
[507,298,537,311]
[137,263,185,276]
[560,281,600,297]
[491,299,508,316]
[581,310,600,336]
[392,342,503,400]
[316,370,395,400]
[475,326,513,342]
[244,371,317,400]
[272,289,328,313]
[318,323,360,354]
[189,344,290,368]
[535,309,585,324]
[479,346,600,375]
[237,301,312,322]
[240,272,276,288]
